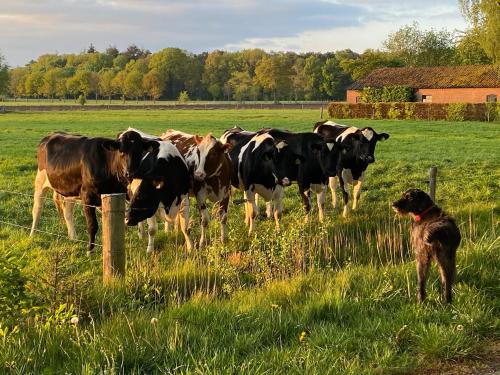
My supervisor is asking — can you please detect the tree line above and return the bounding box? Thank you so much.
[0,1,497,103]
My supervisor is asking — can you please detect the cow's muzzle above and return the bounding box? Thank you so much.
[194,171,206,181]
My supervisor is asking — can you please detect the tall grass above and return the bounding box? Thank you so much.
[0,110,498,373]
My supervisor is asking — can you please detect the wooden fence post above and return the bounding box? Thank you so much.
[102,193,126,283]
[320,104,324,119]
[429,166,437,202]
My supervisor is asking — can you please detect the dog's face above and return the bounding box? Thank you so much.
[392,188,433,216]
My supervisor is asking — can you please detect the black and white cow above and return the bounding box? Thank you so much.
[220,126,290,234]
[313,120,389,217]
[115,129,194,252]
[258,128,333,222]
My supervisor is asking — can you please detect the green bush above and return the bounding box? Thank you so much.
[361,86,413,103]
[0,250,29,325]
[178,90,190,103]
[341,104,351,119]
[485,102,498,122]
[404,102,416,120]
[373,103,383,119]
[77,94,86,106]
[387,103,402,120]
[446,103,467,121]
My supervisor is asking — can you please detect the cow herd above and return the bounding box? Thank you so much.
[29,120,389,253]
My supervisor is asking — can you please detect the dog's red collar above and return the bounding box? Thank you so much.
[414,205,435,222]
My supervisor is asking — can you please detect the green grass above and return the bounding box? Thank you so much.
[0,110,499,374]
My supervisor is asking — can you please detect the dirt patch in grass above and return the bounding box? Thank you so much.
[414,341,500,375]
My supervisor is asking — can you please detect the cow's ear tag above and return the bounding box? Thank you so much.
[295,158,301,165]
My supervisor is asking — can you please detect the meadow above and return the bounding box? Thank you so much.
[0,109,498,374]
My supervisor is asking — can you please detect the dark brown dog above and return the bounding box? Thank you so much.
[392,189,461,303]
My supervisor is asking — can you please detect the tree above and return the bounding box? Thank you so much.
[460,0,500,65]
[124,70,143,102]
[202,50,234,100]
[112,70,127,102]
[320,57,351,100]
[143,69,165,102]
[291,58,308,100]
[105,46,119,59]
[99,69,116,103]
[66,75,80,100]
[8,67,27,100]
[254,54,292,102]
[42,68,61,100]
[303,55,324,99]
[454,29,492,64]
[340,49,403,80]
[87,43,96,54]
[228,71,253,101]
[0,52,9,96]
[25,71,44,98]
[384,22,456,66]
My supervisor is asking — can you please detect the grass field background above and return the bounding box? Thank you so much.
[0,110,498,374]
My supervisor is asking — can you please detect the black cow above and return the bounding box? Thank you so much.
[112,129,194,251]
[220,126,290,234]
[259,128,334,222]
[31,132,131,253]
[314,120,389,217]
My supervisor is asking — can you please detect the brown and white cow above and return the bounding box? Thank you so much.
[160,130,232,247]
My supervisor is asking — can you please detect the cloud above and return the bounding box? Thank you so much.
[0,0,467,66]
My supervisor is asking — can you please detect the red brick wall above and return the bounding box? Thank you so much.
[346,90,361,103]
[347,88,499,103]
[416,88,500,103]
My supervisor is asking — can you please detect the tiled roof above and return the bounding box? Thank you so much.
[348,65,500,90]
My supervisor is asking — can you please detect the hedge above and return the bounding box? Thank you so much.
[328,102,499,121]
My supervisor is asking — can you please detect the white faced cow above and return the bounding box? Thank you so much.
[160,130,232,247]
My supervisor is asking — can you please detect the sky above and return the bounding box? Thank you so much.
[0,0,468,67]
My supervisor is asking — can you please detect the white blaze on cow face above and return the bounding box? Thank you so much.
[194,134,218,181]
[326,142,334,151]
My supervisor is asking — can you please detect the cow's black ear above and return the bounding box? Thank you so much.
[378,133,390,141]
[102,140,120,151]
[142,140,160,152]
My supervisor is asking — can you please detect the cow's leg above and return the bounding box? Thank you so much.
[218,195,230,244]
[137,221,146,239]
[62,198,77,240]
[298,183,311,222]
[328,176,337,209]
[244,190,251,226]
[338,175,349,218]
[311,183,326,222]
[146,216,158,253]
[177,196,193,252]
[30,169,51,237]
[266,201,273,219]
[157,206,172,232]
[53,191,65,223]
[352,175,364,210]
[254,193,261,217]
[272,185,284,231]
[199,203,209,248]
[82,193,99,254]
[245,190,257,235]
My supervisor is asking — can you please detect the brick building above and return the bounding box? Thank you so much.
[347,65,500,104]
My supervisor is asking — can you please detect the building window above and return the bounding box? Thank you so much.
[422,95,432,103]
[486,94,497,102]
[355,96,361,103]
